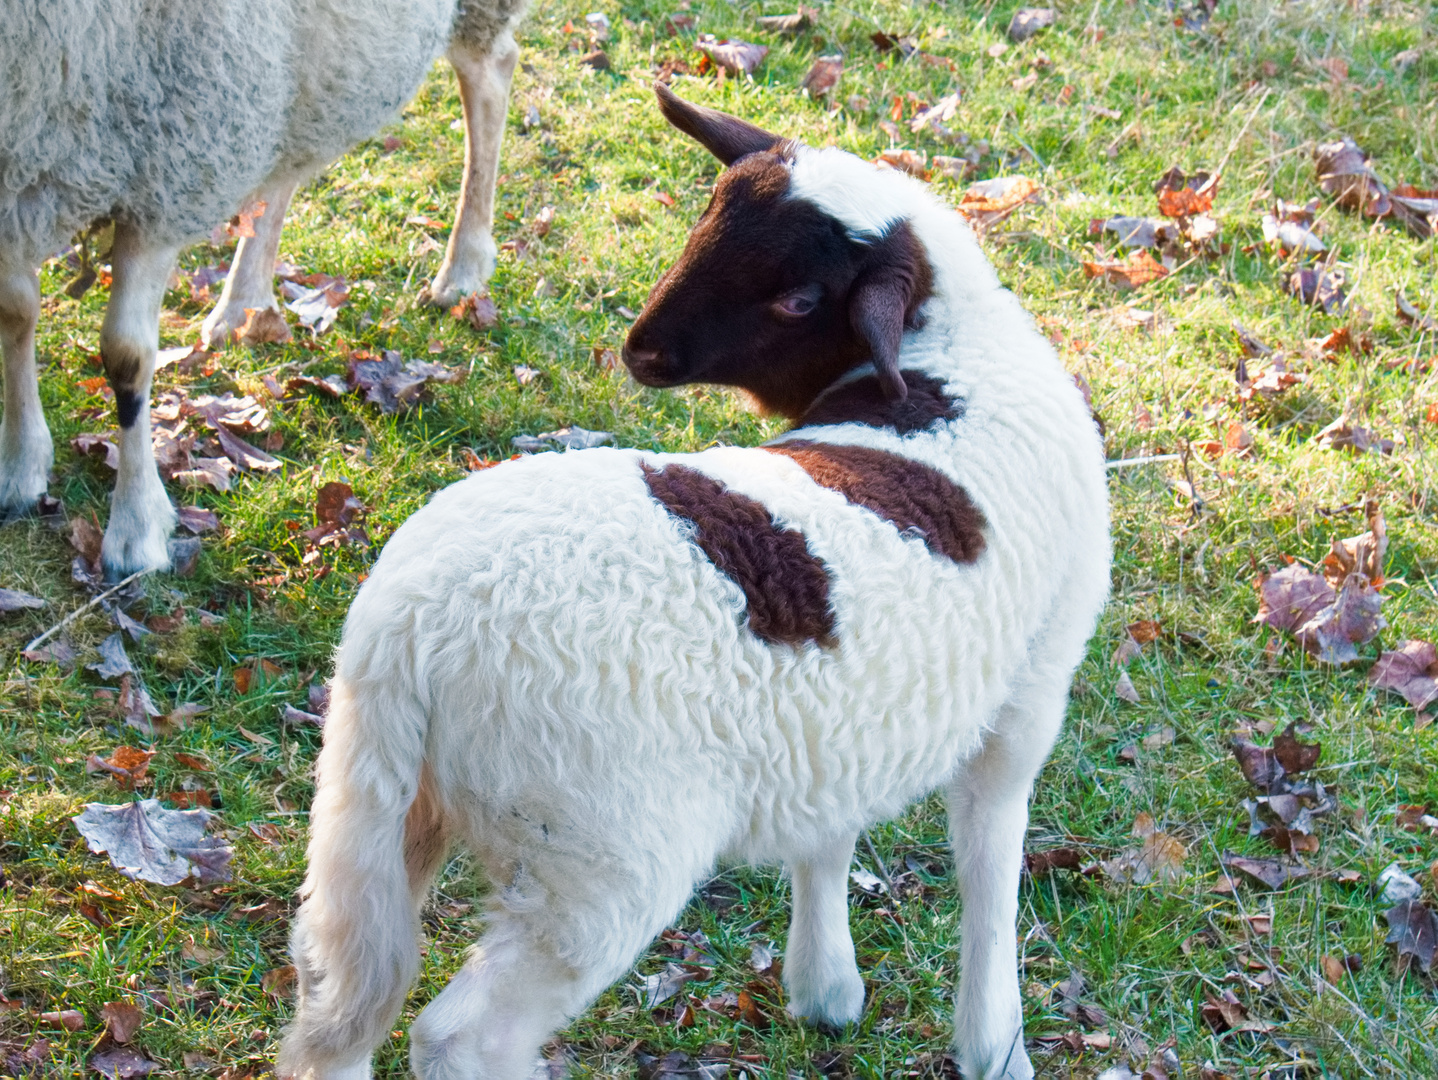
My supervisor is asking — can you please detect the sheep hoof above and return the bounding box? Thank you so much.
[101,486,177,579]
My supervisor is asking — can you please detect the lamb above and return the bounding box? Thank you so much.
[0,0,524,577]
[200,0,528,346]
[277,85,1111,1080]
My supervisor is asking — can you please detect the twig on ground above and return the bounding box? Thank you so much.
[1106,453,1181,469]
[20,569,151,656]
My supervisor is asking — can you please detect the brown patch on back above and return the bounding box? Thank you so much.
[765,441,986,563]
[643,462,836,646]
[797,370,963,434]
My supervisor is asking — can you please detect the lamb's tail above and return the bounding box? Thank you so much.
[276,672,445,1079]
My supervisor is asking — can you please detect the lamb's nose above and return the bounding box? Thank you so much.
[622,344,661,367]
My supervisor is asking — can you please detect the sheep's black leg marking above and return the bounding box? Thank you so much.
[642,462,836,647]
[797,370,963,435]
[101,347,144,428]
[766,441,987,564]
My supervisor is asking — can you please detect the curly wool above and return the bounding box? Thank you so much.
[0,0,456,261]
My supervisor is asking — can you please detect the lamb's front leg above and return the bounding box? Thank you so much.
[417,29,519,307]
[947,685,1067,1080]
[0,262,51,521]
[99,225,180,577]
[200,176,300,347]
[784,833,865,1028]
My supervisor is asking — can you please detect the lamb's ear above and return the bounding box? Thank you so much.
[849,222,934,403]
[654,82,782,165]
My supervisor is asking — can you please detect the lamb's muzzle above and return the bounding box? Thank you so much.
[277,87,1111,1080]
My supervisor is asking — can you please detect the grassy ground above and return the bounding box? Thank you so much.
[3,0,1437,1076]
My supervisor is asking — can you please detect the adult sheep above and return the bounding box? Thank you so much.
[0,0,523,577]
[277,86,1111,1080]
[200,0,527,345]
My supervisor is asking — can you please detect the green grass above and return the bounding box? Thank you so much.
[3,0,1437,1076]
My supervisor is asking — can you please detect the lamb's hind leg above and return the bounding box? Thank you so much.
[99,225,180,577]
[418,27,520,307]
[410,844,698,1080]
[947,676,1069,1080]
[0,261,50,521]
[784,833,865,1028]
[201,177,301,347]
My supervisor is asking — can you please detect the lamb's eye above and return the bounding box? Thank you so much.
[774,287,821,318]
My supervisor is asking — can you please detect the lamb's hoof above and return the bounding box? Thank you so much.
[419,244,498,309]
[957,1041,1034,1080]
[0,500,38,527]
[786,972,865,1032]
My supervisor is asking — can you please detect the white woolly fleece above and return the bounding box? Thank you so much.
[0,0,457,261]
[278,146,1111,1080]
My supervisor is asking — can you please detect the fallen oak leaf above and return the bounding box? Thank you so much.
[72,799,232,885]
[451,292,499,330]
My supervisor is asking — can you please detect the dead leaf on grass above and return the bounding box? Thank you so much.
[1314,416,1393,456]
[697,35,768,75]
[72,799,233,885]
[958,176,1039,228]
[1008,7,1056,41]
[1396,289,1437,332]
[1102,813,1186,884]
[88,633,134,680]
[0,588,44,613]
[757,8,818,33]
[100,1002,143,1044]
[176,507,219,534]
[236,307,292,345]
[39,1010,85,1031]
[303,481,369,548]
[511,426,615,452]
[452,292,499,330]
[261,966,298,999]
[1370,640,1438,711]
[1284,266,1347,313]
[1114,669,1140,702]
[1026,846,1085,876]
[1154,167,1219,218]
[347,350,466,413]
[1083,249,1168,289]
[800,55,842,96]
[90,1045,159,1080]
[1222,852,1313,889]
[1384,899,1437,972]
[876,149,928,178]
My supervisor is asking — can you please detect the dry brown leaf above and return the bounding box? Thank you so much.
[1082,249,1168,289]
[876,149,928,178]
[1114,669,1140,702]
[1385,899,1437,972]
[1284,266,1347,313]
[1370,640,1438,711]
[100,1001,143,1044]
[1154,167,1219,218]
[958,176,1039,224]
[236,307,292,345]
[697,35,768,75]
[799,55,842,95]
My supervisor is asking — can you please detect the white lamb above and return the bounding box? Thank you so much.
[0,0,523,576]
[278,86,1111,1080]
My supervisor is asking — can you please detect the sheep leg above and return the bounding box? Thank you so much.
[99,226,179,577]
[418,29,519,307]
[784,833,864,1028]
[200,176,301,347]
[0,262,51,521]
[947,686,1066,1080]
